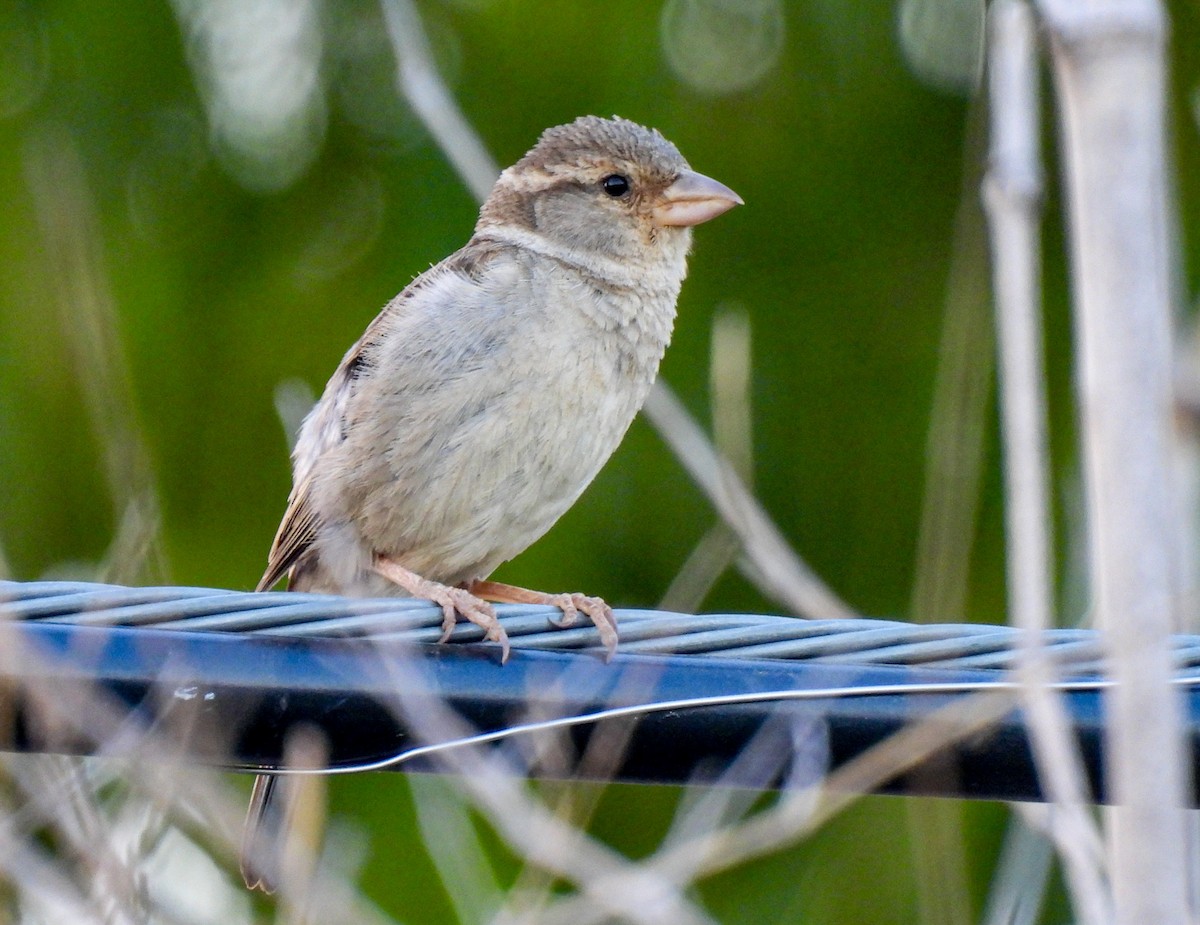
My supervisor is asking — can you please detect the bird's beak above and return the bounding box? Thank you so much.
[651,169,744,227]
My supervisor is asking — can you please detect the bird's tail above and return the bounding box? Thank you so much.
[240,773,282,892]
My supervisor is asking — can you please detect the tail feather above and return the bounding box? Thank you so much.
[240,774,281,893]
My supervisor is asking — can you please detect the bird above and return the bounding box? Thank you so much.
[241,115,741,891]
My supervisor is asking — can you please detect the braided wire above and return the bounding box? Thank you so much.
[0,579,1188,677]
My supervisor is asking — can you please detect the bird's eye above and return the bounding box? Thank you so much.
[601,174,631,197]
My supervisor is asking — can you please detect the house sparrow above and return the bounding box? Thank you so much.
[242,115,740,890]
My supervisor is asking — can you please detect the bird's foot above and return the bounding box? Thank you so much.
[469,580,619,661]
[374,555,510,662]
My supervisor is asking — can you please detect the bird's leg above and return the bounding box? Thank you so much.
[469,579,619,660]
[374,554,510,662]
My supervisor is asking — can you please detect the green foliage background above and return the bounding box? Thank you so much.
[3,0,1199,920]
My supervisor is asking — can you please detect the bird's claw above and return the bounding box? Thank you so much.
[424,582,511,662]
[374,556,512,661]
[546,593,618,661]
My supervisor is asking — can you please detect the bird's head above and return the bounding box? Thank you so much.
[477,116,742,273]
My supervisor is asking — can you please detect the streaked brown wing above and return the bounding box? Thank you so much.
[256,242,505,593]
[256,478,320,592]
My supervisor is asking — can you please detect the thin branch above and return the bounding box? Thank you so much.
[22,124,166,587]
[980,811,1054,925]
[372,651,717,925]
[379,0,498,201]
[904,99,992,925]
[983,4,1111,923]
[1035,0,1190,921]
[642,385,856,618]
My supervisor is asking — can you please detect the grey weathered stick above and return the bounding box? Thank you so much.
[23,125,165,586]
[642,384,856,619]
[908,106,994,629]
[980,809,1054,925]
[372,653,716,925]
[904,107,992,925]
[1035,0,1189,921]
[659,309,753,612]
[379,0,498,201]
[983,4,1111,922]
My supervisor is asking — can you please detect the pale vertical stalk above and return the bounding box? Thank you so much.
[23,124,166,586]
[409,776,503,924]
[1035,0,1189,921]
[907,101,994,633]
[1175,329,1200,918]
[710,308,754,486]
[642,385,855,618]
[277,728,330,925]
[1175,344,1200,628]
[378,0,498,200]
[980,811,1054,925]
[659,307,752,612]
[905,105,991,925]
[983,5,1111,922]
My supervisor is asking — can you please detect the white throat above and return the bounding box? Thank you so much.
[476,223,685,294]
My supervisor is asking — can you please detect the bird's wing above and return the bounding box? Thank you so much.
[256,310,396,592]
[256,476,320,591]
[257,243,507,591]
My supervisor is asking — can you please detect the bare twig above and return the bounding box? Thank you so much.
[660,307,754,612]
[372,652,717,925]
[378,0,498,200]
[22,124,167,587]
[983,4,1111,922]
[905,102,991,925]
[980,811,1054,925]
[642,385,855,618]
[1035,0,1190,921]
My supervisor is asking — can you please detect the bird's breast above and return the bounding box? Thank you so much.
[320,265,677,585]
